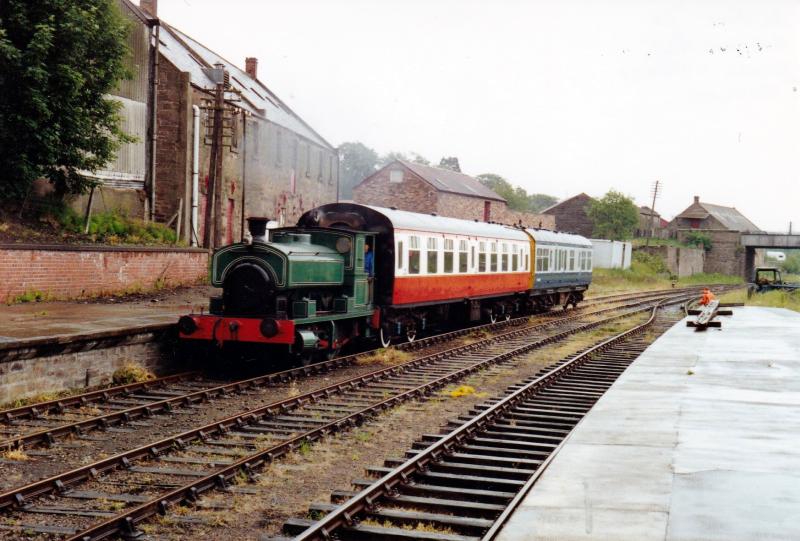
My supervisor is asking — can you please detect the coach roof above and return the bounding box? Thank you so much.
[363,205,529,241]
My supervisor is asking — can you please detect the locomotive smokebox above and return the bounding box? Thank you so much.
[247,217,270,243]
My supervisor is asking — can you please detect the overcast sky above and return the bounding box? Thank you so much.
[152,0,799,231]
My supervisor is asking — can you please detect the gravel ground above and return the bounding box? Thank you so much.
[136,314,647,541]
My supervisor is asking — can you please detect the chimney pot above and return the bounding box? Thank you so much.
[694,195,700,203]
[140,0,157,16]
[245,57,258,79]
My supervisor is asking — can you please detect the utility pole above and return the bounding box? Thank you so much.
[203,78,225,249]
[645,180,661,247]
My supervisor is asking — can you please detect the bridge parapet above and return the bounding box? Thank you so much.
[741,233,800,248]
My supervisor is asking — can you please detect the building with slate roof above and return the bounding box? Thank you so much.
[540,193,596,237]
[129,0,337,247]
[352,161,554,229]
[668,195,763,275]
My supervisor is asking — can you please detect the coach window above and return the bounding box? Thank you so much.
[459,240,468,273]
[587,251,593,270]
[501,243,508,272]
[409,236,420,274]
[490,242,498,272]
[444,238,454,273]
[396,240,404,271]
[512,245,519,271]
[569,249,575,271]
[478,241,487,272]
[427,237,439,274]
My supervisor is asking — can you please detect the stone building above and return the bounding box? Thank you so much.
[668,195,762,276]
[540,193,595,237]
[636,205,668,237]
[134,0,337,247]
[352,161,554,228]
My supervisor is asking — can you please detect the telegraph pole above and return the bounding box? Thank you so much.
[645,180,661,247]
[203,78,225,248]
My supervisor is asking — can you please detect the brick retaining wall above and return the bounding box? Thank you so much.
[0,244,208,301]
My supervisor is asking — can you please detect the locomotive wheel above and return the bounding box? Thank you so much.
[379,327,392,348]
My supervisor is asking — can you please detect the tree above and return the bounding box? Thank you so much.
[528,193,558,212]
[438,156,461,172]
[477,173,559,214]
[0,0,133,199]
[338,141,379,199]
[586,190,639,240]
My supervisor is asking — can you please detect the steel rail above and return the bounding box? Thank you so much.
[0,297,659,517]
[0,285,700,425]
[0,290,677,451]
[56,296,687,541]
[292,297,679,541]
[0,371,199,422]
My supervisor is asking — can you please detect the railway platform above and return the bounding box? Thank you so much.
[497,306,800,541]
[0,285,212,342]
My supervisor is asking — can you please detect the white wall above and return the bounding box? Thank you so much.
[591,239,632,269]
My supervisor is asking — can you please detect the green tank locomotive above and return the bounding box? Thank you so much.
[179,217,377,363]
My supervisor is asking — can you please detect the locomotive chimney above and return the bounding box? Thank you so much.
[247,217,270,243]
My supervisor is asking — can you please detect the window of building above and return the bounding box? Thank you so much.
[396,240,404,270]
[478,241,487,272]
[389,169,403,183]
[427,237,438,274]
[484,201,491,222]
[409,236,420,274]
[444,238,454,273]
[459,240,468,273]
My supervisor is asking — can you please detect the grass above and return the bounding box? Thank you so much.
[8,289,51,304]
[632,237,686,248]
[2,447,30,461]
[111,363,155,384]
[355,348,412,366]
[590,268,743,296]
[718,289,800,313]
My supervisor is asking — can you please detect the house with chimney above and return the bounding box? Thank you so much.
[127,0,338,247]
[352,161,554,228]
[668,195,762,275]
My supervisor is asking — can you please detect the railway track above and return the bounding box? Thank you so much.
[0,287,690,451]
[279,301,683,541]
[0,293,690,540]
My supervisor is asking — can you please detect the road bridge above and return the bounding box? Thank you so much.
[741,233,800,279]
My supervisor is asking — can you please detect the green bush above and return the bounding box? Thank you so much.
[632,251,668,275]
[684,232,712,252]
[60,209,178,245]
